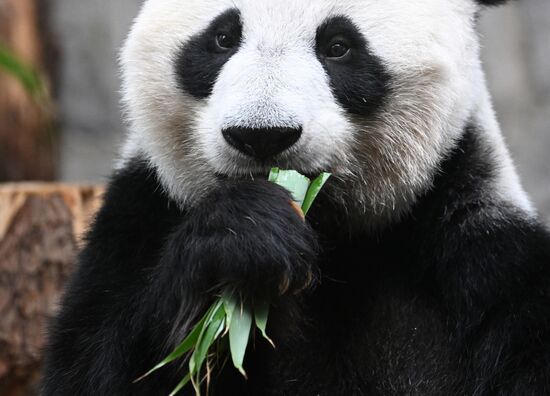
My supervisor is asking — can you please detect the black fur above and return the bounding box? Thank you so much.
[476,0,511,6]
[41,163,318,395]
[315,16,391,116]
[175,8,242,99]
[42,125,550,395]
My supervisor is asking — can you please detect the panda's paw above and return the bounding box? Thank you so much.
[178,180,319,298]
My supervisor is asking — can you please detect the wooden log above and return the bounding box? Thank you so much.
[0,0,57,182]
[0,184,103,396]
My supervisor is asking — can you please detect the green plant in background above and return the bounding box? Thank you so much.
[0,44,44,97]
[137,168,331,396]
[0,43,56,167]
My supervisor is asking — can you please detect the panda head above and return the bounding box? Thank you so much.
[121,0,511,221]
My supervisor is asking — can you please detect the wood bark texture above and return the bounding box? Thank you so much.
[0,184,103,396]
[0,0,57,182]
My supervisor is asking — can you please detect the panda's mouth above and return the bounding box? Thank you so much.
[213,136,335,181]
[214,167,325,183]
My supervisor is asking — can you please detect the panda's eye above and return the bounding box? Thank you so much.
[326,41,350,59]
[216,33,235,50]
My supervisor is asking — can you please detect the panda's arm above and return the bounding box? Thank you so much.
[41,160,318,395]
[421,206,550,393]
[40,160,189,395]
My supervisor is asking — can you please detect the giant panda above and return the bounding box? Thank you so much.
[42,0,550,395]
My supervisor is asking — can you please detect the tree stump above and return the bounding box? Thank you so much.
[0,0,57,182]
[0,184,103,396]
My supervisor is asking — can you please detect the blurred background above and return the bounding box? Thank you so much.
[0,1,548,395]
[0,0,549,220]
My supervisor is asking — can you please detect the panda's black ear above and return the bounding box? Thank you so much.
[475,0,511,6]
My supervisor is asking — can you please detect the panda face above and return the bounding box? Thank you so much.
[121,0,483,218]
[179,7,366,176]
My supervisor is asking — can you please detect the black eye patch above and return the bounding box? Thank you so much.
[175,9,243,99]
[316,16,391,116]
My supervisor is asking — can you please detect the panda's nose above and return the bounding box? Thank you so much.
[222,126,302,160]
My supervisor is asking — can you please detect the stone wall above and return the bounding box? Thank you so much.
[48,0,142,182]
[480,0,550,223]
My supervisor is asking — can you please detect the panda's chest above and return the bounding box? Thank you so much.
[261,287,460,396]
[279,298,458,395]
[214,239,463,395]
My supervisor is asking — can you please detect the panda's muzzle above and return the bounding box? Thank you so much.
[222,126,302,160]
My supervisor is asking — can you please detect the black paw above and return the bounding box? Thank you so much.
[168,180,319,298]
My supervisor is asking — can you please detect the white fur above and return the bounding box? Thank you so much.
[198,2,353,180]
[119,0,533,222]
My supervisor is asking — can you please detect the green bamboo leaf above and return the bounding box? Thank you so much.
[168,373,192,396]
[269,169,311,207]
[0,45,43,96]
[189,304,226,391]
[221,291,237,332]
[254,300,274,348]
[228,304,253,377]
[134,303,217,383]
[301,173,331,215]
[267,167,280,183]
[190,317,225,394]
[202,299,225,328]
[189,302,225,373]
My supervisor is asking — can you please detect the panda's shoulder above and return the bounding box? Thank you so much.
[404,124,550,286]
[84,157,184,261]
